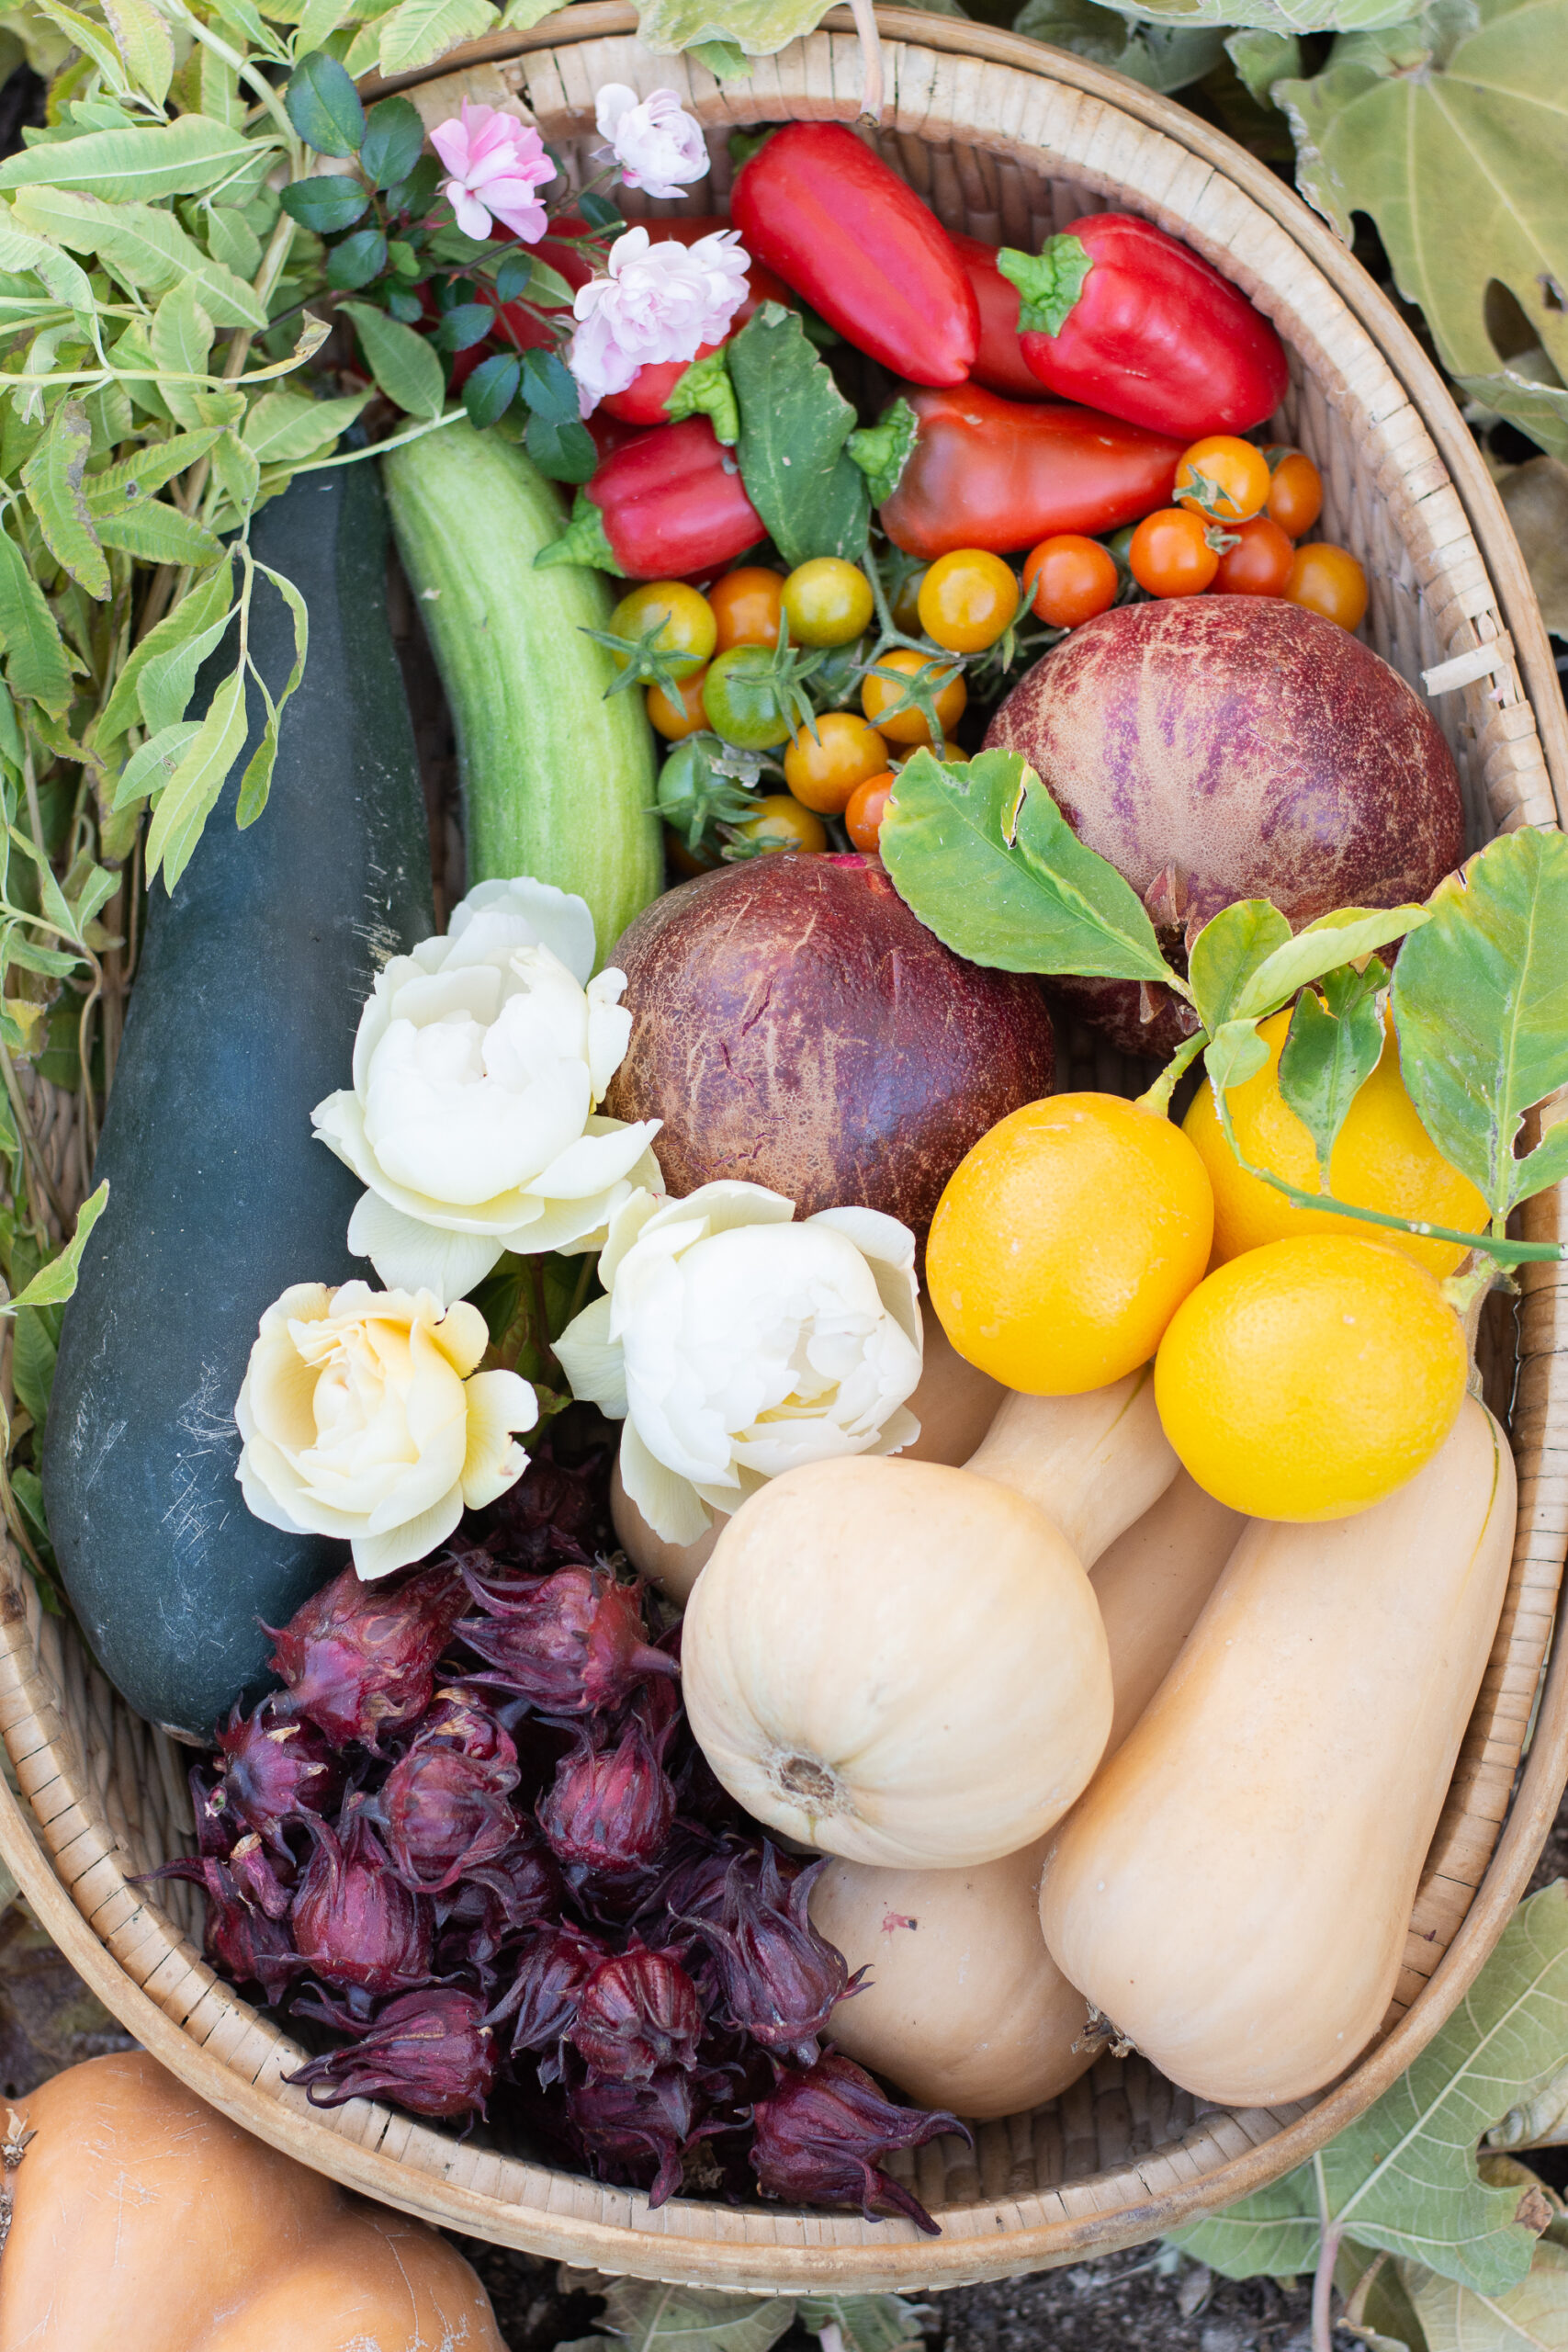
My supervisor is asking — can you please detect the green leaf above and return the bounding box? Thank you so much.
[520,345,581,426]
[0,116,263,202]
[376,0,497,74]
[1391,830,1568,1227]
[85,424,227,513]
[1278,957,1388,1187]
[1407,2240,1568,2352]
[295,0,350,44]
[96,549,232,740]
[284,47,365,156]
[0,213,95,309]
[632,0,829,54]
[359,94,424,188]
[324,226,387,288]
[1186,898,1292,1037]
[100,0,175,103]
[880,746,1176,984]
[1172,1883,1568,2294]
[1203,1015,1271,1095]
[1077,0,1423,28]
[279,172,369,232]
[0,526,75,715]
[1274,0,1568,442]
[10,1296,57,1438]
[210,427,260,519]
[111,718,203,809]
[21,397,107,599]
[145,663,248,891]
[94,500,221,568]
[461,351,519,429]
[1225,24,1303,102]
[1233,903,1429,1022]
[558,2276,797,2352]
[241,385,368,463]
[5,1179,107,1311]
[339,299,444,418]
[150,279,214,428]
[525,413,597,482]
[204,202,262,277]
[728,302,868,567]
[432,300,496,354]
[1013,0,1226,91]
[134,599,233,733]
[795,2300,928,2352]
[8,823,83,944]
[10,187,268,328]
[686,33,751,71]
[235,558,306,827]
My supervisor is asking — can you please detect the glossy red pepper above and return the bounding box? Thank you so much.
[535,416,763,580]
[599,217,794,428]
[998,213,1289,439]
[868,383,1184,561]
[948,231,1044,401]
[731,123,977,386]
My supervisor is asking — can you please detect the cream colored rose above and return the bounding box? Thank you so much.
[556,1182,923,1546]
[235,1282,537,1581]
[311,876,662,1306]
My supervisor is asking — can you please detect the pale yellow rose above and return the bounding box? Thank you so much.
[235,1281,536,1580]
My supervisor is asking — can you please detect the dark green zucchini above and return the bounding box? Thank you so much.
[44,467,434,1741]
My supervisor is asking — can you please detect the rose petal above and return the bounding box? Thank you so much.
[618,1419,712,1547]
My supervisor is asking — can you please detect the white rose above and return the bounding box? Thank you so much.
[556,1181,923,1546]
[594,84,710,200]
[235,1282,537,1581]
[311,877,662,1306]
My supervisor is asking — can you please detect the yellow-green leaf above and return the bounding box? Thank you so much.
[0,526,76,715]
[21,397,108,599]
[145,663,248,890]
[0,115,263,203]
[10,187,268,328]
[241,384,368,462]
[5,1181,108,1312]
[101,0,175,103]
[376,0,497,75]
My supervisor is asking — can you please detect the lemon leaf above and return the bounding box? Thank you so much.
[1188,898,1292,1035]
[1277,956,1388,1188]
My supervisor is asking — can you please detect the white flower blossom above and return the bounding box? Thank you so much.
[568,225,750,410]
[594,84,710,199]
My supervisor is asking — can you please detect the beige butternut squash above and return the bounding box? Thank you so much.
[0,2050,504,2352]
[1040,1396,1517,2107]
[808,1472,1243,2114]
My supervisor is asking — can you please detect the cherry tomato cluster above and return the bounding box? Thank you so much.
[1124,436,1369,628]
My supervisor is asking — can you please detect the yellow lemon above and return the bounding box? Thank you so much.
[926,1093,1214,1395]
[1154,1233,1468,1521]
[1183,1005,1486,1278]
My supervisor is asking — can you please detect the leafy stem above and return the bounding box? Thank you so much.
[1312,2154,1341,2352]
[1136,1026,1208,1115]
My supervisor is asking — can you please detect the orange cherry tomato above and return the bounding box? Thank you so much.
[783,711,891,815]
[862,648,967,746]
[892,739,964,766]
[1175,435,1272,524]
[1285,541,1369,631]
[1022,535,1120,628]
[917,548,1020,653]
[647,669,709,741]
[1211,514,1295,598]
[735,794,829,853]
[709,566,785,651]
[845,771,897,854]
[1266,447,1325,538]
[1129,509,1222,598]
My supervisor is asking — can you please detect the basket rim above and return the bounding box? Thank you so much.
[362,0,1568,822]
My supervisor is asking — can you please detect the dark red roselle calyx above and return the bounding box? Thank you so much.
[213,1695,341,1850]
[631,1830,739,1939]
[691,1847,860,2064]
[568,2063,723,2208]
[437,1829,562,1969]
[570,1945,705,2082]
[750,2052,967,2236]
[228,1832,294,1921]
[291,1811,433,1995]
[377,1697,521,1894]
[189,1766,230,1860]
[139,1856,302,2006]
[267,1562,466,1752]
[537,1718,676,1880]
[465,1443,610,1571]
[493,1923,606,2081]
[286,1987,497,2120]
[457,1562,677,1717]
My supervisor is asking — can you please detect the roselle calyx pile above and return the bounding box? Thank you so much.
[160,1447,961,2230]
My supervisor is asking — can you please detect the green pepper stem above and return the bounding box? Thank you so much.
[997,234,1093,338]
[534,491,616,573]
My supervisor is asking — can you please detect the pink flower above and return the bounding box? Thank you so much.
[568,226,750,411]
[594,84,709,200]
[430,102,556,243]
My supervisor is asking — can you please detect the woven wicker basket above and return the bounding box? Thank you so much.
[1,5,1565,2293]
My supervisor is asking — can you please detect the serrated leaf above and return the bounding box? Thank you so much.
[1171,1884,1568,2294]
[8,823,82,944]
[0,526,75,715]
[1235,903,1428,1022]
[285,47,365,155]
[10,187,268,327]
[5,1179,107,1311]
[0,214,95,309]
[101,0,175,103]
[21,398,107,599]
[1278,958,1388,1187]
[211,428,260,518]
[1407,2240,1568,2352]
[145,663,248,890]
[0,115,263,202]
[94,498,221,568]
[360,94,423,188]
[462,351,519,429]
[10,1295,57,1438]
[881,746,1176,985]
[136,596,233,734]
[728,302,868,568]
[235,557,306,826]
[111,718,204,808]
[377,0,496,74]
[1187,898,1292,1037]
[295,0,349,45]
[1274,0,1568,431]
[27,0,130,88]
[1391,830,1568,1227]
[240,385,367,462]
[339,299,444,418]
[204,202,262,277]
[561,2277,797,2352]
[632,0,833,54]
[279,172,369,233]
[151,279,214,428]
[525,413,597,482]
[96,549,232,741]
[324,226,387,288]
[85,424,226,512]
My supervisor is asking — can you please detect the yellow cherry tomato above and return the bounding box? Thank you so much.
[1285,542,1369,631]
[783,711,891,815]
[862,648,967,746]
[1175,435,1272,524]
[608,580,716,678]
[647,670,709,741]
[782,558,874,648]
[735,794,829,853]
[917,548,1021,654]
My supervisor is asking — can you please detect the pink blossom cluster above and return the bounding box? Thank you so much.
[568,225,750,410]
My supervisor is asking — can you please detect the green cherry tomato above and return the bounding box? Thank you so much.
[700,645,796,751]
[782,557,875,649]
[608,580,717,680]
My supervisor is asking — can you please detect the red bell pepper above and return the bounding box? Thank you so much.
[730,123,977,387]
[598,218,794,431]
[859,383,1184,561]
[998,213,1289,439]
[948,231,1045,401]
[534,416,764,580]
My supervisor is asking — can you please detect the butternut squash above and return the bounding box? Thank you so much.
[807,1472,1242,2115]
[682,1368,1179,1868]
[1040,1396,1517,2107]
[0,2050,504,2351]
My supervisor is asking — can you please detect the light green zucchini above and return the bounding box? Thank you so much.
[381,422,660,963]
